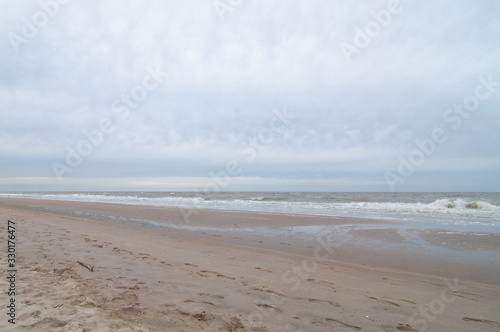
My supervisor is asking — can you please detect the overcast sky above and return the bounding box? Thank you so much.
[1,0,499,192]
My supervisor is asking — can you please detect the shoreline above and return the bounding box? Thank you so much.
[2,192,498,230]
[1,197,499,283]
[1,198,499,331]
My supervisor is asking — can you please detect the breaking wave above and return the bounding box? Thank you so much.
[429,199,498,210]
[1,192,499,227]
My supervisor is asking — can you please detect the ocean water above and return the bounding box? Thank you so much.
[1,192,499,231]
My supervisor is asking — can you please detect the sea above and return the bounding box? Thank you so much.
[1,192,499,233]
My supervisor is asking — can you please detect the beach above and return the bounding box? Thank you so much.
[1,197,499,331]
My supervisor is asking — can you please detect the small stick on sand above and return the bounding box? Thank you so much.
[77,260,94,272]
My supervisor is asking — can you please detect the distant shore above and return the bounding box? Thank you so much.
[1,197,499,331]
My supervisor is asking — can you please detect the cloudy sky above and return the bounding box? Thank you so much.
[1,0,499,192]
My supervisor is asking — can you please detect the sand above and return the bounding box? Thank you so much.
[0,198,499,331]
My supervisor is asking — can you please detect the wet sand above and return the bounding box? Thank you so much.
[0,198,499,331]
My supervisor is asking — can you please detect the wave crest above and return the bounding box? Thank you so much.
[429,199,498,210]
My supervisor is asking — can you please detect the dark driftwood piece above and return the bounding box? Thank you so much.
[77,260,94,272]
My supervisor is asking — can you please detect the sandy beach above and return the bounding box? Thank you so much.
[1,197,499,331]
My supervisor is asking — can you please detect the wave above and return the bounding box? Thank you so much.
[1,193,499,227]
[250,196,288,202]
[428,199,499,211]
[316,199,500,215]
[1,193,498,210]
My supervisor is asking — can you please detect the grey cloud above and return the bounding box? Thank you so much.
[1,0,499,191]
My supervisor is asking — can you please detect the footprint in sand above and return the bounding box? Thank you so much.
[112,247,133,255]
[255,303,282,313]
[202,301,216,306]
[307,298,342,307]
[112,290,139,306]
[198,293,224,300]
[199,270,236,280]
[307,278,337,291]
[251,287,284,297]
[396,324,419,331]
[184,299,216,307]
[314,318,361,330]
[138,253,153,260]
[119,306,143,318]
[463,317,500,328]
[367,296,400,307]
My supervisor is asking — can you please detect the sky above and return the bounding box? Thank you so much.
[1,0,499,192]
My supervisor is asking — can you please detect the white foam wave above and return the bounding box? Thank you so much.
[429,199,498,210]
[1,193,499,227]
